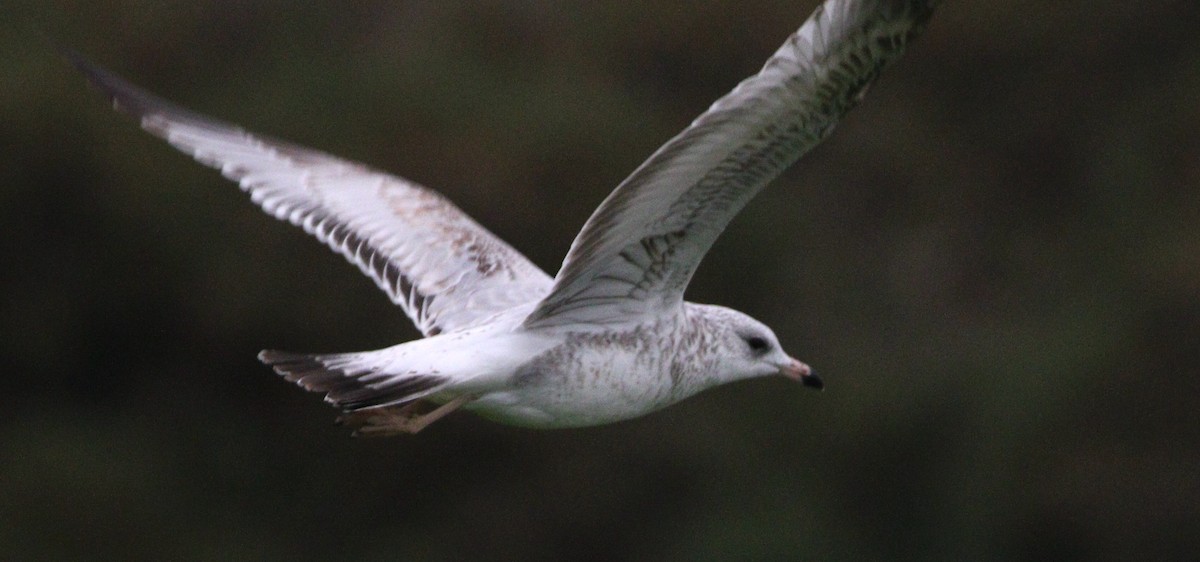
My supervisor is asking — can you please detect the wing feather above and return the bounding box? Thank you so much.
[525,0,937,327]
[69,54,552,336]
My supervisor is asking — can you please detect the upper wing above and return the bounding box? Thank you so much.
[524,0,937,328]
[70,54,552,337]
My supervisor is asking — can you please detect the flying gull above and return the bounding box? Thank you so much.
[71,0,937,435]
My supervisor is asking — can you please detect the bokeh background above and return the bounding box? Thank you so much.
[4,1,1199,559]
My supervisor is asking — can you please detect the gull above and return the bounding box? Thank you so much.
[71,0,937,435]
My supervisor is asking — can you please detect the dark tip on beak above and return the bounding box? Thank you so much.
[801,371,824,390]
[781,358,822,391]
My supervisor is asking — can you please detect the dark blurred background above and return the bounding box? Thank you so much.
[3,1,1199,560]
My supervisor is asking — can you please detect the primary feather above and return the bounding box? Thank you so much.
[66,54,552,337]
[525,0,937,327]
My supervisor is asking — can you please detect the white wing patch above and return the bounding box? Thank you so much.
[524,0,937,328]
[71,56,552,336]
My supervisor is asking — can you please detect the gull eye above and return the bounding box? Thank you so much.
[746,336,770,353]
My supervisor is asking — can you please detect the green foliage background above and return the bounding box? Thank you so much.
[3,1,1198,559]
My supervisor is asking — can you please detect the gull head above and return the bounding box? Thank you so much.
[700,305,822,390]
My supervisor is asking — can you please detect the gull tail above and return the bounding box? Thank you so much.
[259,349,448,411]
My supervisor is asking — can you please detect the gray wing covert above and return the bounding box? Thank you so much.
[524,0,937,328]
[71,55,552,336]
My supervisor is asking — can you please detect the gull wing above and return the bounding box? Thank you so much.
[524,0,937,328]
[70,54,552,337]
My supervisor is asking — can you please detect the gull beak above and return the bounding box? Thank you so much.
[780,358,823,390]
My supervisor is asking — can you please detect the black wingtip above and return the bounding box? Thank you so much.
[59,48,145,116]
[57,45,89,72]
[61,48,234,135]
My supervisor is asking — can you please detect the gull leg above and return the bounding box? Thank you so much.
[336,401,420,436]
[397,394,473,434]
[341,395,473,437]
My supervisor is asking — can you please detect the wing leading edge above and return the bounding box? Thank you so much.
[525,0,937,328]
[69,53,552,337]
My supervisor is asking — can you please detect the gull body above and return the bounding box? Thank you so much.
[71,0,937,434]
[263,303,805,429]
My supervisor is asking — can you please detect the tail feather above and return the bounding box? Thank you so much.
[259,349,447,410]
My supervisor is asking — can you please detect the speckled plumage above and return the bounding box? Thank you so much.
[71,0,936,434]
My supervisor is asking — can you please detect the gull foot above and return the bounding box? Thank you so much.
[337,395,473,437]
